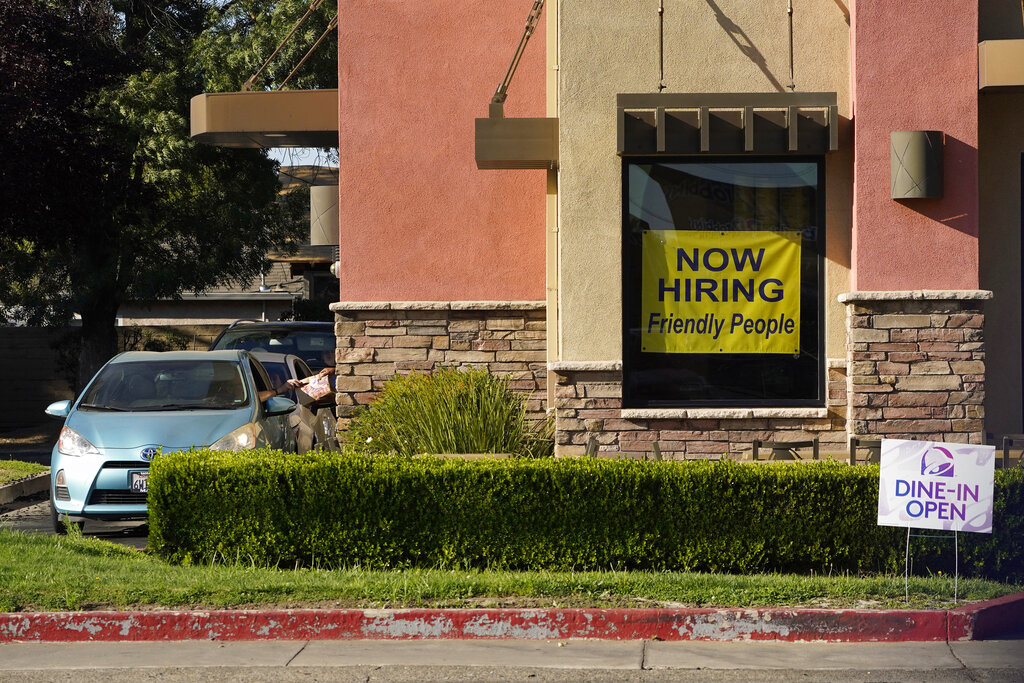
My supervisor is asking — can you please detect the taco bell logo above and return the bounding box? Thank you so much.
[921,446,955,477]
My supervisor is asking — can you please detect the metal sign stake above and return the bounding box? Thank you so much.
[904,526,911,604]
[903,528,961,605]
[955,529,959,604]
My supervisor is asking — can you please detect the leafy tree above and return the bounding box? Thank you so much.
[0,0,314,389]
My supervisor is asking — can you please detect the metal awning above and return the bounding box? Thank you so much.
[475,104,558,170]
[979,40,1024,90]
[474,1,556,170]
[617,92,838,156]
[190,90,338,148]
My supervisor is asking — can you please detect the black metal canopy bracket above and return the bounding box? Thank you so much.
[617,92,839,156]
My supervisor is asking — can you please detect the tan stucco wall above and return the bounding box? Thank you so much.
[979,91,1024,435]
[556,0,852,363]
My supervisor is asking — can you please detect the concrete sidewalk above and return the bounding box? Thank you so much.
[0,639,1022,678]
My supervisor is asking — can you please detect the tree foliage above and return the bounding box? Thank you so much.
[195,0,337,92]
[0,0,325,387]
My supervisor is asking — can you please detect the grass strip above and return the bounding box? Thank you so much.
[0,460,47,485]
[0,529,1019,613]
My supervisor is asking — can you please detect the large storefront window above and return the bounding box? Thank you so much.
[623,159,824,407]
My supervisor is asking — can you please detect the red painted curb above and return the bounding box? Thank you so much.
[949,590,1024,641]
[2,593,1019,643]
[0,607,947,643]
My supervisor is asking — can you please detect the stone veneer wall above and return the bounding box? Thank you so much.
[328,292,991,453]
[840,291,992,445]
[327,302,548,428]
[550,361,848,459]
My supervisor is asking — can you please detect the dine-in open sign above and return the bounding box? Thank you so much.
[877,439,995,534]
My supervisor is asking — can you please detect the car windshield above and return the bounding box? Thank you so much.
[79,360,250,412]
[212,329,335,370]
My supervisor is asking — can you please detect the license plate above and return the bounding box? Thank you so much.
[129,471,149,493]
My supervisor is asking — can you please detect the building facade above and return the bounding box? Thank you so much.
[328,1,1024,458]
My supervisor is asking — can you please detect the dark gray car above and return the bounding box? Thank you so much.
[210,321,336,371]
[250,351,339,453]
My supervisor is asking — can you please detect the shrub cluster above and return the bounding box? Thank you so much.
[345,367,552,458]
[148,451,1024,581]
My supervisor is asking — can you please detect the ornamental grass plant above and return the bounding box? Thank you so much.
[345,367,553,458]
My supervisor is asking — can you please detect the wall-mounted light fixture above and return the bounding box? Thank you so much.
[891,130,943,199]
[309,185,338,246]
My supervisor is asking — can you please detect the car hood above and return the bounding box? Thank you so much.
[66,408,253,450]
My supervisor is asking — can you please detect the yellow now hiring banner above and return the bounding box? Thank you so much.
[641,230,802,354]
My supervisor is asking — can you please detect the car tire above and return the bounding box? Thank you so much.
[50,498,83,535]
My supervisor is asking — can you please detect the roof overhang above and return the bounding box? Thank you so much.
[190,90,338,148]
[979,40,1024,90]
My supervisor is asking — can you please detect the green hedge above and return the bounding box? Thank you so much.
[148,450,1024,581]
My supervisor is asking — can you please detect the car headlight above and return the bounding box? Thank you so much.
[210,423,259,451]
[57,427,100,457]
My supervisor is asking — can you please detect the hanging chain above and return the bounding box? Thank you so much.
[658,0,665,92]
[492,0,546,105]
[243,0,328,91]
[787,0,796,91]
[278,12,339,90]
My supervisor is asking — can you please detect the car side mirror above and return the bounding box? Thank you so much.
[264,396,296,417]
[45,400,72,418]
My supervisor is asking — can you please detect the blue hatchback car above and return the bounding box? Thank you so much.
[45,350,297,533]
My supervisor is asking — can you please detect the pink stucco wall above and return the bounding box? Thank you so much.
[337,2,547,301]
[851,1,978,291]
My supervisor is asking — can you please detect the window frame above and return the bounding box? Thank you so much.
[620,155,826,409]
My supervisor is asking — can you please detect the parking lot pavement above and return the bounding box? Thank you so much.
[0,451,50,467]
[0,423,60,466]
[0,500,148,549]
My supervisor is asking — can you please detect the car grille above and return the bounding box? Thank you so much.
[102,461,150,469]
[55,486,70,501]
[88,490,148,505]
